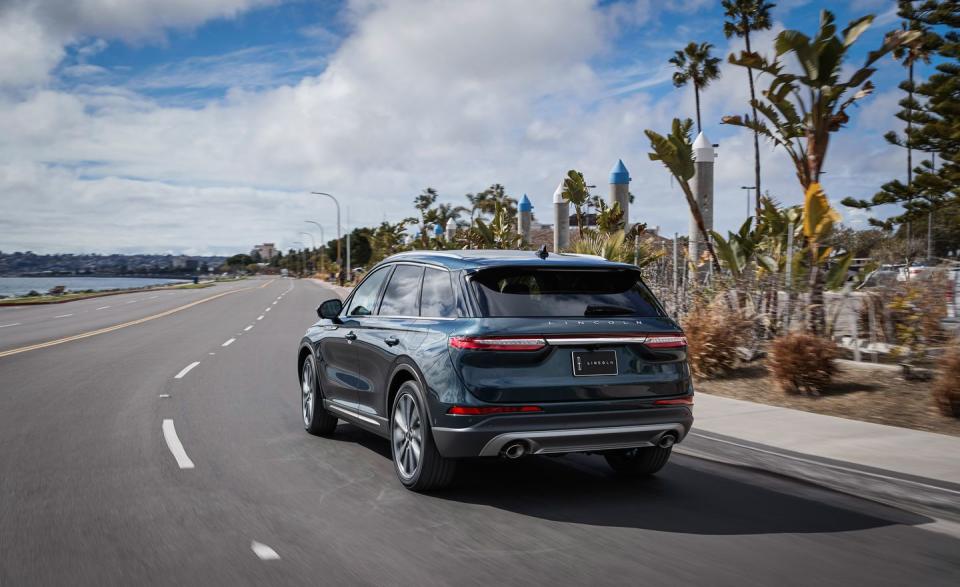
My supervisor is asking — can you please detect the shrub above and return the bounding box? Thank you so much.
[681,296,751,379]
[933,345,960,418]
[769,332,838,395]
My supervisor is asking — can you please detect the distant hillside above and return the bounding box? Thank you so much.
[0,251,227,276]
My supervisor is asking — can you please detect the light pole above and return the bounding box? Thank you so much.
[304,221,326,277]
[741,186,756,221]
[311,192,342,284]
[299,232,316,275]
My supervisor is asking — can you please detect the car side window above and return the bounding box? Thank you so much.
[379,265,424,317]
[420,267,455,317]
[346,267,391,316]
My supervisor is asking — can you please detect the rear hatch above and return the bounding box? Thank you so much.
[449,265,690,403]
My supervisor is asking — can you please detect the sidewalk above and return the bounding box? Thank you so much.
[684,392,960,520]
[310,279,351,299]
[690,392,960,485]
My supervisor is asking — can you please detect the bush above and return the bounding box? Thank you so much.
[933,345,960,418]
[681,296,751,379]
[769,333,838,395]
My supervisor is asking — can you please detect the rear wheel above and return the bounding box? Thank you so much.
[301,355,337,436]
[604,446,672,478]
[391,381,456,492]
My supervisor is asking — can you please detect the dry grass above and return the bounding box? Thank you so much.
[769,333,838,395]
[933,345,960,418]
[681,297,752,379]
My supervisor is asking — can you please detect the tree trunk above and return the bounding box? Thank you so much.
[745,32,762,218]
[694,84,702,134]
[807,250,826,336]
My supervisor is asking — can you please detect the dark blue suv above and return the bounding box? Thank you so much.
[298,250,694,491]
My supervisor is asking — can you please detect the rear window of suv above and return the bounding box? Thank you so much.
[471,267,665,317]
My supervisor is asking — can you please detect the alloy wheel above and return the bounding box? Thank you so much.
[302,361,314,427]
[392,393,423,480]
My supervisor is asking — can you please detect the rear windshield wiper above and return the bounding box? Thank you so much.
[584,304,637,316]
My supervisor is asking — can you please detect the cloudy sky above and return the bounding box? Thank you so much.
[0,0,924,255]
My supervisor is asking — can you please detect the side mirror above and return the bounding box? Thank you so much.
[317,298,343,321]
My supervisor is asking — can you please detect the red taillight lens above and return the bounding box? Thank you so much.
[654,396,694,406]
[449,336,547,351]
[447,405,543,415]
[643,335,688,348]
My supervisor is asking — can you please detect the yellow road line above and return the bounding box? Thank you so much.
[0,285,259,359]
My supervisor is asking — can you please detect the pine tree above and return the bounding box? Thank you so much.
[842,1,959,258]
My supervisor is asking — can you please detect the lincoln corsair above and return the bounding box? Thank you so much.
[298,250,694,491]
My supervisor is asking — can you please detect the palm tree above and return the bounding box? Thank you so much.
[669,42,721,133]
[414,187,438,225]
[722,0,775,218]
[561,170,591,239]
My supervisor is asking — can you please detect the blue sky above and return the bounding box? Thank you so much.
[0,0,931,254]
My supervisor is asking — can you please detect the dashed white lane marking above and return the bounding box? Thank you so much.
[149,296,159,300]
[244,325,253,331]
[0,323,21,328]
[222,338,236,347]
[265,308,271,312]
[54,314,73,318]
[272,301,277,305]
[162,419,195,469]
[251,541,280,561]
[96,306,110,310]
[209,352,215,355]
[125,300,139,304]
[158,394,170,398]
[174,361,200,379]
[257,315,264,320]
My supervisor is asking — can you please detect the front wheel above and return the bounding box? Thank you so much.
[301,355,337,436]
[391,381,456,492]
[604,446,672,478]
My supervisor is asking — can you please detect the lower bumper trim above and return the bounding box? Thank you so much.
[476,423,686,457]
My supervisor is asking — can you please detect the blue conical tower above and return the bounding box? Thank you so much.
[518,194,533,242]
[609,159,630,228]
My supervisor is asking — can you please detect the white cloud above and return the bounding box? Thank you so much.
[0,0,914,253]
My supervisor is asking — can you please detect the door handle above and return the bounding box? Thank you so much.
[345,331,357,341]
[384,336,400,347]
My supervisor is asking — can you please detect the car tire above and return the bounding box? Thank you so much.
[604,446,672,478]
[301,354,337,437]
[391,380,456,492]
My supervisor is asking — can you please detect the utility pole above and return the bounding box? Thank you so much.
[311,192,342,284]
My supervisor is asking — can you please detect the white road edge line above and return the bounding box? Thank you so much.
[54,314,73,318]
[125,300,139,304]
[257,315,264,320]
[162,419,195,469]
[174,361,200,379]
[96,306,110,310]
[222,338,236,347]
[251,541,280,561]
[0,323,21,328]
[244,325,253,331]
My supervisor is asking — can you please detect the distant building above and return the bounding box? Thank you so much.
[251,243,278,260]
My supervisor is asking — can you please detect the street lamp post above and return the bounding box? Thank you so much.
[311,192,342,285]
[741,186,756,221]
[304,221,326,277]
[299,232,316,275]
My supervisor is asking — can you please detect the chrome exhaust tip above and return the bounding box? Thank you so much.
[657,433,677,449]
[503,442,528,459]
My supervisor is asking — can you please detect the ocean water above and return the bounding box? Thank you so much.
[0,277,189,297]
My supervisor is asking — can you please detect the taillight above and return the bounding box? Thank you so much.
[449,336,547,351]
[447,405,543,415]
[643,335,687,348]
[654,396,694,406]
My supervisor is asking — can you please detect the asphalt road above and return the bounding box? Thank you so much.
[0,276,957,586]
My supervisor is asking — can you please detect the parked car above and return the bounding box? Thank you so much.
[297,250,694,491]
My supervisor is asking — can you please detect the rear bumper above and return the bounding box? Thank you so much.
[431,406,693,458]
